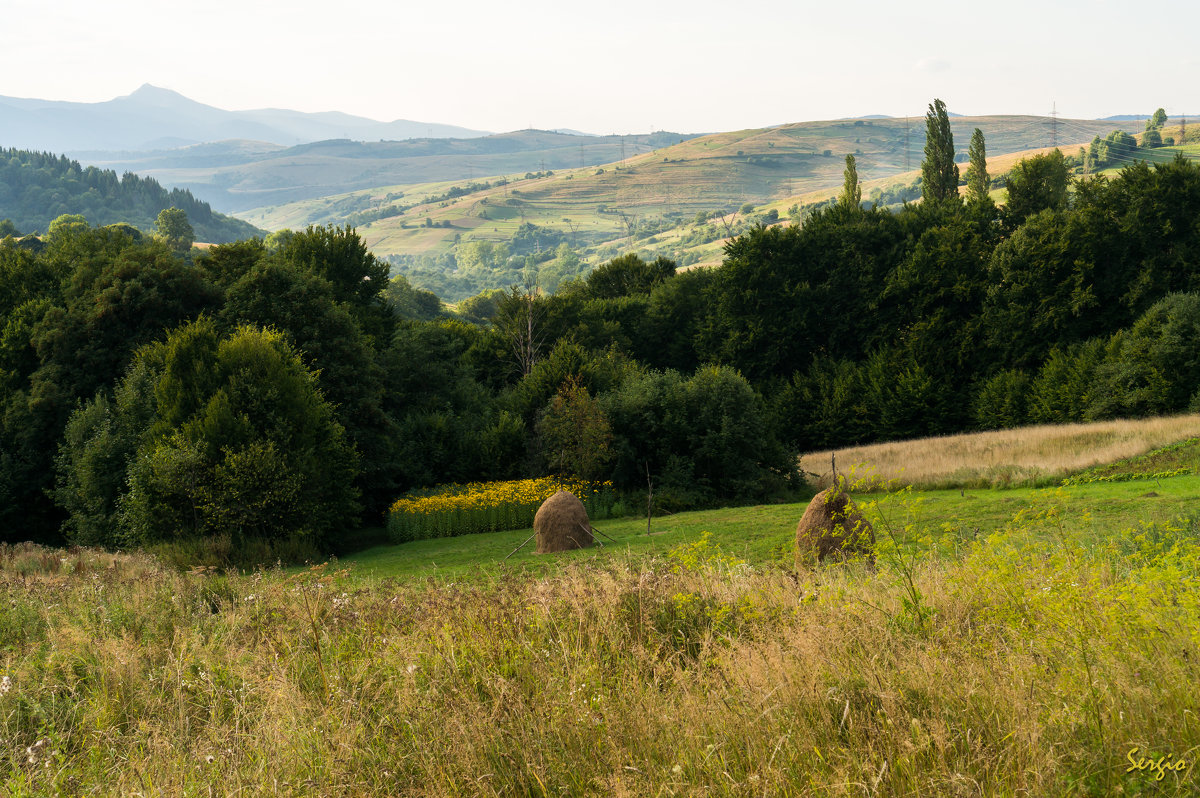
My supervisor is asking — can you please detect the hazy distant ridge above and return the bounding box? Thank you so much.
[0,85,490,152]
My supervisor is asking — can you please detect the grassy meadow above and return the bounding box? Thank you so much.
[3,424,1199,795]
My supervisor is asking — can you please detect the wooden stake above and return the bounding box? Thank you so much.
[645,463,654,535]
[589,523,620,544]
[504,532,537,561]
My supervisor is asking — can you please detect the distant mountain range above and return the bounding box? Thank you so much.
[0,84,490,152]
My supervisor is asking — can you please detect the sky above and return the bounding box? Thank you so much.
[3,0,1198,134]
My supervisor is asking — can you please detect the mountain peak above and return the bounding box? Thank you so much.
[119,84,193,106]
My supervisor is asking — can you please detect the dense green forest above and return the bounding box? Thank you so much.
[4,108,1200,564]
[0,148,262,243]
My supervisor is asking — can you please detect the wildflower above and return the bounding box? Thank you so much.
[206,754,215,764]
[672,764,683,775]
[0,675,10,695]
[25,738,49,765]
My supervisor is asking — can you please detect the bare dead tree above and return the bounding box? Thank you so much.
[716,210,736,238]
[495,280,544,378]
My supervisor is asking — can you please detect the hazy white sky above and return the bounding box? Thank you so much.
[3,0,1197,133]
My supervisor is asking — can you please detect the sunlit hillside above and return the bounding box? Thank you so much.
[238,115,1146,278]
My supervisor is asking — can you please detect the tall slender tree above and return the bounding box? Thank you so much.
[965,128,989,203]
[921,99,959,204]
[839,154,861,211]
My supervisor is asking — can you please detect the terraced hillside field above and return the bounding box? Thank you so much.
[240,115,1148,278]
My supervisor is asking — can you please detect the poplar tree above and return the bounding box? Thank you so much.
[921,98,959,204]
[965,128,989,203]
[840,154,861,210]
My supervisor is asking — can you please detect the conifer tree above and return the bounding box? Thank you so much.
[921,98,959,204]
[965,128,989,203]
[840,155,861,210]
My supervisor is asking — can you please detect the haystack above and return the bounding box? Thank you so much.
[795,487,875,565]
[534,490,594,554]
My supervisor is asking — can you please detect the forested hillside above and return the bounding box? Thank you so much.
[0,148,262,242]
[4,113,1200,564]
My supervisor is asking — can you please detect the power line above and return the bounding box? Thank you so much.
[1057,117,1199,160]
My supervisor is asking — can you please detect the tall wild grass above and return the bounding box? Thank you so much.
[1,492,1197,795]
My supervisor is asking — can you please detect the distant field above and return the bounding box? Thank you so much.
[799,415,1200,490]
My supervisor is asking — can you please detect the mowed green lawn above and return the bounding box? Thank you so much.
[344,473,1200,582]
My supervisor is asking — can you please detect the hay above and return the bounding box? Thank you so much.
[795,487,875,566]
[534,490,594,554]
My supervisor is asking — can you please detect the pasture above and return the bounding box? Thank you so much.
[2,425,1198,795]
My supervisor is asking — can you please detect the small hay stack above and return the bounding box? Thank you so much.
[534,490,594,554]
[795,487,875,566]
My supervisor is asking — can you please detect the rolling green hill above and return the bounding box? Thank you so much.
[237,115,1149,298]
[79,130,698,212]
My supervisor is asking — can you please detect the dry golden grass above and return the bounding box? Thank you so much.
[799,415,1200,490]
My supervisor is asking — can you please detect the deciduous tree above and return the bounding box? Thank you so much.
[1004,149,1069,226]
[154,207,194,254]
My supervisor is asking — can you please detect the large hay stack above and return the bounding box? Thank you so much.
[795,487,875,565]
[534,490,594,554]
